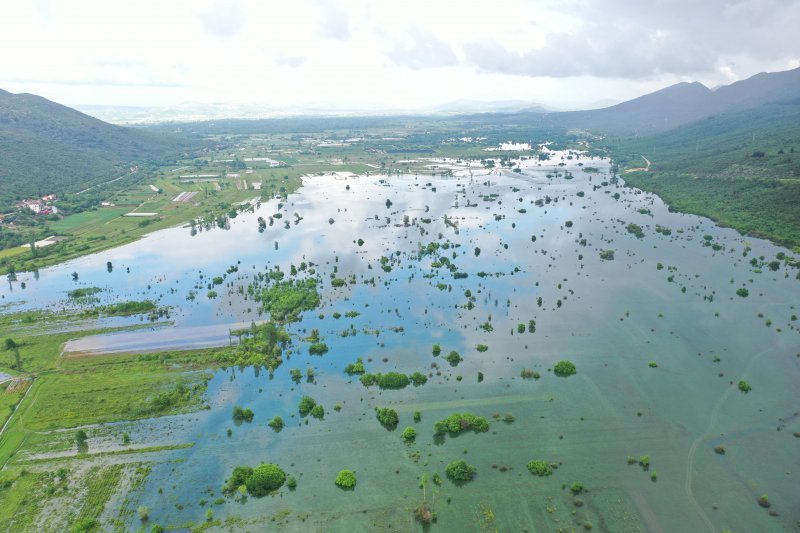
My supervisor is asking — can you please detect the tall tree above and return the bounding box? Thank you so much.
[4,338,21,370]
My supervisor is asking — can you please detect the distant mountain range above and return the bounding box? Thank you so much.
[556,67,800,135]
[1,66,798,211]
[75,99,558,124]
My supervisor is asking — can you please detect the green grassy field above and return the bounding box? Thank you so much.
[0,331,222,456]
[23,362,210,431]
[0,327,225,531]
[0,246,27,261]
[0,461,136,532]
[0,171,300,275]
[48,207,129,234]
[0,468,50,530]
[0,325,223,530]
[0,380,25,428]
[0,309,215,444]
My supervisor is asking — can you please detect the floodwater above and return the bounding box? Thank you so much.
[62,321,260,355]
[2,153,799,532]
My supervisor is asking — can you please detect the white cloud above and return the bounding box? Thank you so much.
[386,29,458,70]
[0,0,796,111]
[197,2,247,39]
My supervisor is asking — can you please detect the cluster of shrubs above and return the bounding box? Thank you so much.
[553,360,577,377]
[376,408,399,429]
[232,406,254,422]
[223,463,286,497]
[359,371,428,389]
[433,413,489,436]
[526,460,553,477]
[299,396,324,418]
[344,358,366,375]
[445,460,475,482]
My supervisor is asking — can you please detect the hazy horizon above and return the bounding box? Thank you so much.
[2,0,798,116]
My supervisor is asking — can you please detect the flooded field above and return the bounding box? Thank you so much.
[2,152,798,532]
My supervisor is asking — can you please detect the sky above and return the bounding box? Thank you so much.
[1,0,798,114]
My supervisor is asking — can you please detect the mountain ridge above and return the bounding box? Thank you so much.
[559,67,800,135]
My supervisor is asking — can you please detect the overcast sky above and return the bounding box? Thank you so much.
[1,0,798,112]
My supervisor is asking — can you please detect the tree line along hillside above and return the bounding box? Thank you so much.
[0,88,198,212]
[608,103,800,250]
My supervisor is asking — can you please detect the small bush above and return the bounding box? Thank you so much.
[308,342,329,355]
[553,360,577,377]
[445,351,462,366]
[376,408,399,429]
[401,427,417,442]
[445,460,475,482]
[223,466,253,494]
[268,416,284,430]
[520,368,540,380]
[335,470,357,489]
[527,460,553,477]
[626,223,644,238]
[344,358,366,375]
[298,396,317,416]
[409,372,428,386]
[245,463,286,497]
[232,406,254,422]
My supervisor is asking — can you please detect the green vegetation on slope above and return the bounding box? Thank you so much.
[0,88,196,212]
[624,173,800,250]
[609,103,800,250]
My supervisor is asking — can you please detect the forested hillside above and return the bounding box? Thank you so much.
[0,89,196,211]
[610,103,800,250]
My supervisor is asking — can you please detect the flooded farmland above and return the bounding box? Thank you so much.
[2,152,798,532]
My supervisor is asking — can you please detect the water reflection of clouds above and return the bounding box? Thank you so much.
[16,153,800,529]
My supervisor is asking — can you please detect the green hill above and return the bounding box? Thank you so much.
[608,103,800,250]
[559,67,800,135]
[0,89,195,210]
